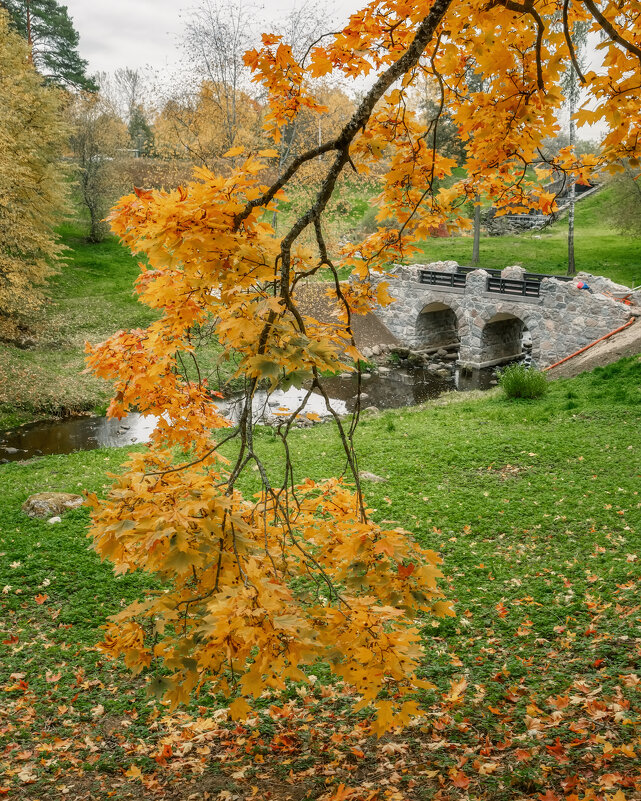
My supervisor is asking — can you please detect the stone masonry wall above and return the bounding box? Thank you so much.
[369,262,634,368]
[416,306,459,347]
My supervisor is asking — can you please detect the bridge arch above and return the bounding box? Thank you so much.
[415,300,462,350]
[477,311,539,367]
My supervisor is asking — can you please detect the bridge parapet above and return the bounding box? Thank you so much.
[369,261,634,368]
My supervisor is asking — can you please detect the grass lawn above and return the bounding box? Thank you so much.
[411,186,641,287]
[1,356,640,800]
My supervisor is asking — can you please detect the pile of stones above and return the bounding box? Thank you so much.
[361,343,459,378]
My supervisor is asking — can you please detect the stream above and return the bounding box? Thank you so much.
[0,365,495,462]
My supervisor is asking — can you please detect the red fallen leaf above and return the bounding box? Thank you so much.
[545,738,568,762]
[495,602,509,618]
[0,789,9,796]
[350,747,365,758]
[593,658,605,668]
[397,563,415,579]
[561,775,580,791]
[34,593,48,604]
[2,636,18,645]
[515,748,532,761]
[153,744,173,765]
[538,791,559,801]
[451,771,470,789]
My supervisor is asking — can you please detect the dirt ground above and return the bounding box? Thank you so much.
[294,282,398,350]
[545,314,641,378]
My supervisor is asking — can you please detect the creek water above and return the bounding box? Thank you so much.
[0,365,494,462]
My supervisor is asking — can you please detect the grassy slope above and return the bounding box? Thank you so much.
[0,357,640,799]
[411,186,641,287]
[0,224,154,429]
[0,225,231,430]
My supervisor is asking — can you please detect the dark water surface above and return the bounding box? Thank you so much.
[0,366,494,462]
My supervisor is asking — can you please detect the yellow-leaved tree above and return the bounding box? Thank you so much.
[0,9,68,338]
[87,0,641,735]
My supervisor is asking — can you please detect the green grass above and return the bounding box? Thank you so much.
[1,356,640,798]
[412,186,641,287]
[0,224,233,430]
[498,363,549,399]
[0,224,151,428]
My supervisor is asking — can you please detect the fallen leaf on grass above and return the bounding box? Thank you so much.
[124,764,142,780]
[451,771,470,789]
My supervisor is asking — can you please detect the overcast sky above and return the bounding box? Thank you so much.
[63,0,363,76]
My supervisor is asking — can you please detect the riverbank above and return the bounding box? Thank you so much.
[0,356,640,800]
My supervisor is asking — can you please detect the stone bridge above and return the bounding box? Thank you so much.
[370,262,637,369]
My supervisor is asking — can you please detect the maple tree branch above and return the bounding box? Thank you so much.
[582,0,641,67]
[144,429,239,478]
[494,0,545,90]
[562,0,586,85]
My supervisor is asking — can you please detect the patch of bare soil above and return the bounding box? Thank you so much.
[545,315,641,379]
[294,282,398,351]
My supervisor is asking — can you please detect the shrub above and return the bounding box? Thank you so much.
[498,363,548,399]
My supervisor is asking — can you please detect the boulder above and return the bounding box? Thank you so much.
[22,492,84,519]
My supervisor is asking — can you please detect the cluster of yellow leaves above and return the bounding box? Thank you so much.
[87,149,452,732]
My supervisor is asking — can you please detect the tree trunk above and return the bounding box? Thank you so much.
[25,0,33,61]
[567,66,577,277]
[471,196,481,266]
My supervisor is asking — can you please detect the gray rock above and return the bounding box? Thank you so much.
[359,471,387,483]
[47,516,62,524]
[3,447,18,455]
[363,406,379,414]
[22,492,84,519]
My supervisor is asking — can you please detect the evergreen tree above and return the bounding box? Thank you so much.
[128,105,154,156]
[1,0,97,91]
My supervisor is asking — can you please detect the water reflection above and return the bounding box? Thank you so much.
[0,365,494,462]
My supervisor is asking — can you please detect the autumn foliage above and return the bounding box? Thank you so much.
[0,10,67,335]
[87,0,641,733]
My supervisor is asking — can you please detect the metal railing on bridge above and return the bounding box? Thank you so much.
[523,271,575,283]
[486,276,541,297]
[418,270,467,288]
[418,267,577,297]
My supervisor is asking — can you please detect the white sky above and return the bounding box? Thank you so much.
[63,0,364,75]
